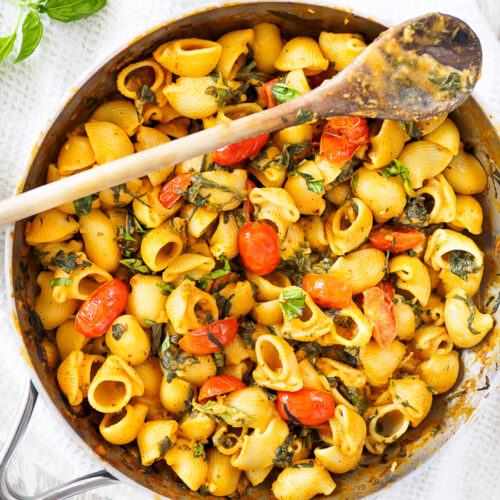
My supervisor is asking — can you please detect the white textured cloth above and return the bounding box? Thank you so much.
[0,1,499,499]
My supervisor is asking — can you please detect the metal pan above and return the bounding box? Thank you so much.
[2,2,499,499]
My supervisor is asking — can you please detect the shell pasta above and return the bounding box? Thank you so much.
[25,23,493,500]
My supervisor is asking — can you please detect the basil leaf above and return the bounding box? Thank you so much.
[280,288,305,321]
[296,108,313,124]
[290,170,324,194]
[111,323,127,340]
[271,83,301,104]
[382,159,415,195]
[198,255,230,290]
[193,441,204,458]
[159,436,173,457]
[50,250,92,273]
[427,72,461,97]
[15,10,43,63]
[0,9,20,64]
[120,258,151,274]
[50,277,73,288]
[448,250,480,281]
[156,282,174,295]
[38,0,107,23]
[454,294,481,334]
[73,193,98,215]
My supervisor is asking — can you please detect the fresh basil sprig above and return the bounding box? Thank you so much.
[0,0,106,64]
[271,83,301,104]
[382,159,416,196]
[280,288,306,321]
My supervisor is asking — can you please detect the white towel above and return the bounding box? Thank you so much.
[0,1,498,498]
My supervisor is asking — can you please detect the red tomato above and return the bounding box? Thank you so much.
[238,222,281,275]
[198,375,246,403]
[261,78,279,108]
[362,286,397,347]
[212,133,269,166]
[377,281,395,301]
[75,279,129,338]
[243,179,256,222]
[369,227,425,253]
[302,274,352,309]
[320,116,369,163]
[158,172,193,209]
[179,318,239,355]
[276,388,335,426]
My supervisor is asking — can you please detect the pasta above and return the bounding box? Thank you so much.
[26,24,493,500]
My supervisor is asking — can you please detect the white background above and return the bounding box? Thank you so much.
[0,0,499,499]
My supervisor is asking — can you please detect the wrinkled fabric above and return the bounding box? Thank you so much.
[0,0,498,498]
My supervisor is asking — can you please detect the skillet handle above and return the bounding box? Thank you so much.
[0,378,118,500]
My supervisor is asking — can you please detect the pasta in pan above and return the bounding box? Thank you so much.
[25,23,494,500]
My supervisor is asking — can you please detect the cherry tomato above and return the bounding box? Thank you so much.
[158,172,193,209]
[377,281,395,301]
[75,279,129,338]
[362,286,397,347]
[261,78,279,108]
[276,388,335,426]
[243,179,256,222]
[238,222,281,275]
[212,133,269,166]
[179,318,239,355]
[369,226,425,253]
[320,116,369,163]
[302,274,352,309]
[198,375,246,403]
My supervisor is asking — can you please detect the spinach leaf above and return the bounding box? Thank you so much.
[273,434,295,467]
[160,341,200,383]
[393,196,430,229]
[73,193,98,215]
[50,250,92,273]
[280,288,305,321]
[135,84,157,120]
[15,10,43,63]
[337,384,369,413]
[194,400,255,427]
[38,0,107,23]
[49,277,73,288]
[448,250,480,281]
[271,83,301,103]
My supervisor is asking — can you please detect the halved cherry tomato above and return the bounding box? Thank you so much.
[212,133,269,166]
[377,281,395,301]
[243,179,256,221]
[302,274,352,309]
[362,286,397,347]
[369,226,425,253]
[75,279,129,338]
[179,318,239,355]
[261,78,279,108]
[158,172,193,209]
[276,388,335,426]
[320,116,369,163]
[238,222,281,275]
[198,375,246,403]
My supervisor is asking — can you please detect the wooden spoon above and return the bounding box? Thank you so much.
[0,12,481,225]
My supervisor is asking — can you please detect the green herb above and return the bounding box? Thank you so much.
[432,424,442,436]
[159,436,173,457]
[194,400,255,427]
[236,58,271,83]
[393,196,430,229]
[213,350,225,368]
[382,159,414,193]
[239,321,256,347]
[352,172,359,192]
[156,282,174,295]
[428,71,462,97]
[198,255,230,290]
[50,250,92,273]
[280,288,306,321]
[120,258,151,274]
[198,485,210,496]
[193,441,204,458]
[160,341,200,383]
[454,294,481,334]
[426,386,437,394]
[205,79,248,107]
[115,225,138,258]
[448,250,480,281]
[273,434,295,467]
[49,277,73,288]
[297,341,324,365]
[399,121,423,138]
[111,323,127,341]
[489,292,500,315]
[331,156,362,186]
[338,384,368,413]
[292,461,315,468]
[73,193,98,216]
[250,141,313,172]
[150,321,165,356]
[110,183,150,207]
[1,1,106,64]
[135,84,157,120]
[296,108,313,124]
[271,83,301,103]
[289,169,324,194]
